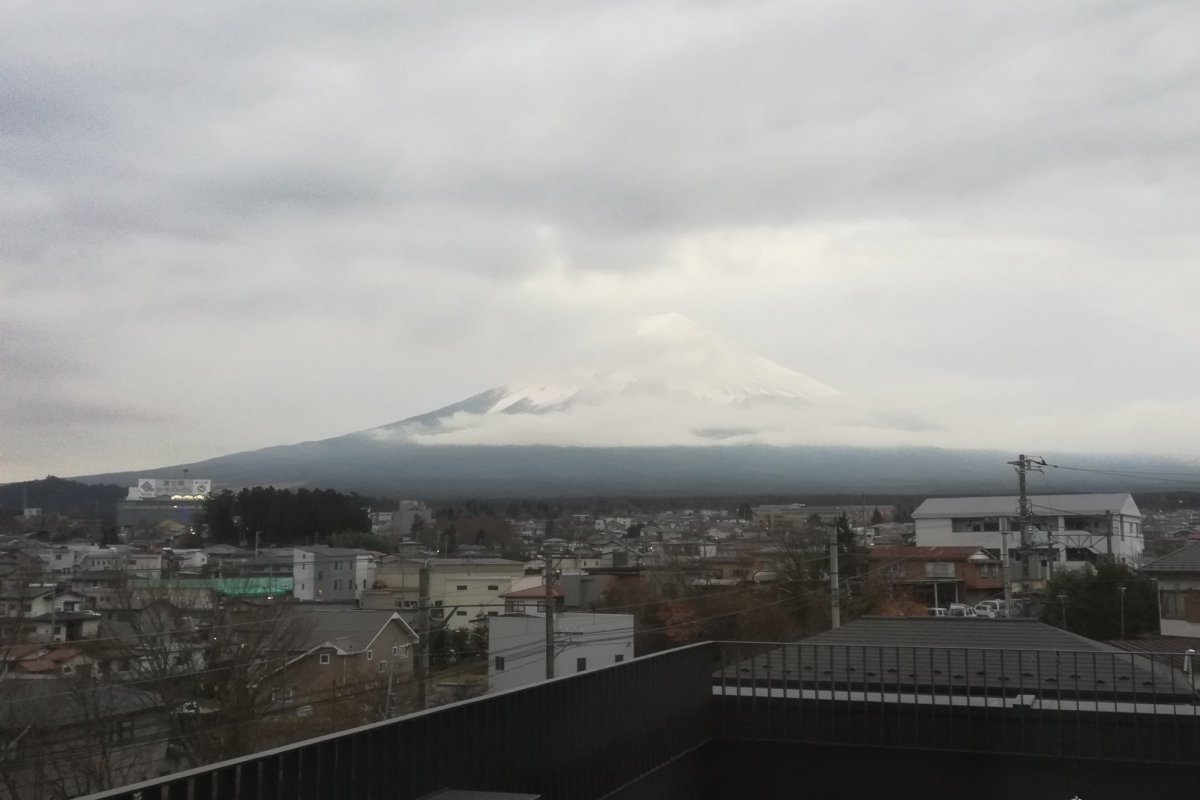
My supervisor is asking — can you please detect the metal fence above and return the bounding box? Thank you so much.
[715,641,1200,763]
[79,640,1200,800]
[80,643,716,800]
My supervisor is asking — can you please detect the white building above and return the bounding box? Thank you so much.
[912,493,1143,565]
[363,557,525,629]
[488,612,635,693]
[293,546,376,603]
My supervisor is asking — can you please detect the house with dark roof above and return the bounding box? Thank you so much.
[268,608,419,723]
[1142,541,1200,638]
[867,545,1003,608]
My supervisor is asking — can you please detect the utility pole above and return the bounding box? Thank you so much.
[1007,454,1045,595]
[829,526,840,629]
[1118,584,1127,640]
[415,561,431,710]
[1105,511,1114,560]
[1000,518,1013,615]
[544,545,556,679]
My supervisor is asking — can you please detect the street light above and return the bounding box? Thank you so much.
[1058,593,1068,632]
[1118,585,1127,640]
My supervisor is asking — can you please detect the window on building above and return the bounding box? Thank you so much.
[951,518,1001,533]
[494,656,505,671]
[318,572,324,581]
[319,653,331,665]
[1166,590,1200,623]
[614,654,624,663]
[334,580,341,590]
[537,602,547,612]
[456,610,467,616]
[271,688,295,703]
[366,650,373,660]
[392,645,399,655]
[378,661,387,673]
[434,600,443,606]
[488,611,498,617]
[487,585,499,591]
[576,657,587,672]
[431,609,444,620]
[457,585,468,591]
[924,562,955,579]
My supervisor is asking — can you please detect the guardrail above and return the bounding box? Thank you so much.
[80,639,1200,799]
[81,643,716,800]
[715,641,1200,763]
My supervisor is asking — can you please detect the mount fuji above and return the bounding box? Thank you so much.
[70,313,1197,497]
[370,312,843,447]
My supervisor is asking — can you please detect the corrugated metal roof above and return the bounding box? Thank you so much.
[913,493,1140,519]
[1140,542,1200,573]
[718,618,1193,700]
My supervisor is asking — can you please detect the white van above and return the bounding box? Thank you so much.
[926,607,948,617]
[974,600,1008,618]
[948,603,977,617]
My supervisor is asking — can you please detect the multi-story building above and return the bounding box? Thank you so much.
[292,546,376,603]
[912,493,1143,571]
[363,557,526,629]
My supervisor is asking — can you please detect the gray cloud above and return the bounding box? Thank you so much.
[4,1,1200,479]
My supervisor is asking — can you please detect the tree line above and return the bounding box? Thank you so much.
[199,487,371,546]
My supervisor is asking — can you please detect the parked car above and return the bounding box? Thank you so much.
[974,600,1008,618]
[947,603,977,617]
[926,607,948,617]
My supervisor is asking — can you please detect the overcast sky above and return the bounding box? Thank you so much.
[4,0,1200,482]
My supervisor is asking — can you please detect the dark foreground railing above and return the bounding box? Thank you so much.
[83,641,1200,799]
[82,643,716,800]
[716,641,1200,764]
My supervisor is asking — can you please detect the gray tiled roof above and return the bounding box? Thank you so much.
[718,618,1194,701]
[1140,542,1200,573]
[292,608,414,653]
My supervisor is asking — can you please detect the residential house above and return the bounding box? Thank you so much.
[488,612,635,693]
[270,608,418,721]
[1141,541,1200,638]
[867,545,1004,608]
[363,557,525,629]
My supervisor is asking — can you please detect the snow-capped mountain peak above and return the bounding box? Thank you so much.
[370,313,841,445]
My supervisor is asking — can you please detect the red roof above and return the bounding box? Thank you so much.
[867,546,990,562]
[503,584,564,599]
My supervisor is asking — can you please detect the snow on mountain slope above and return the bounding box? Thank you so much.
[368,312,862,447]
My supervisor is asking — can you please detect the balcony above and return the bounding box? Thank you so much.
[83,641,1200,800]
